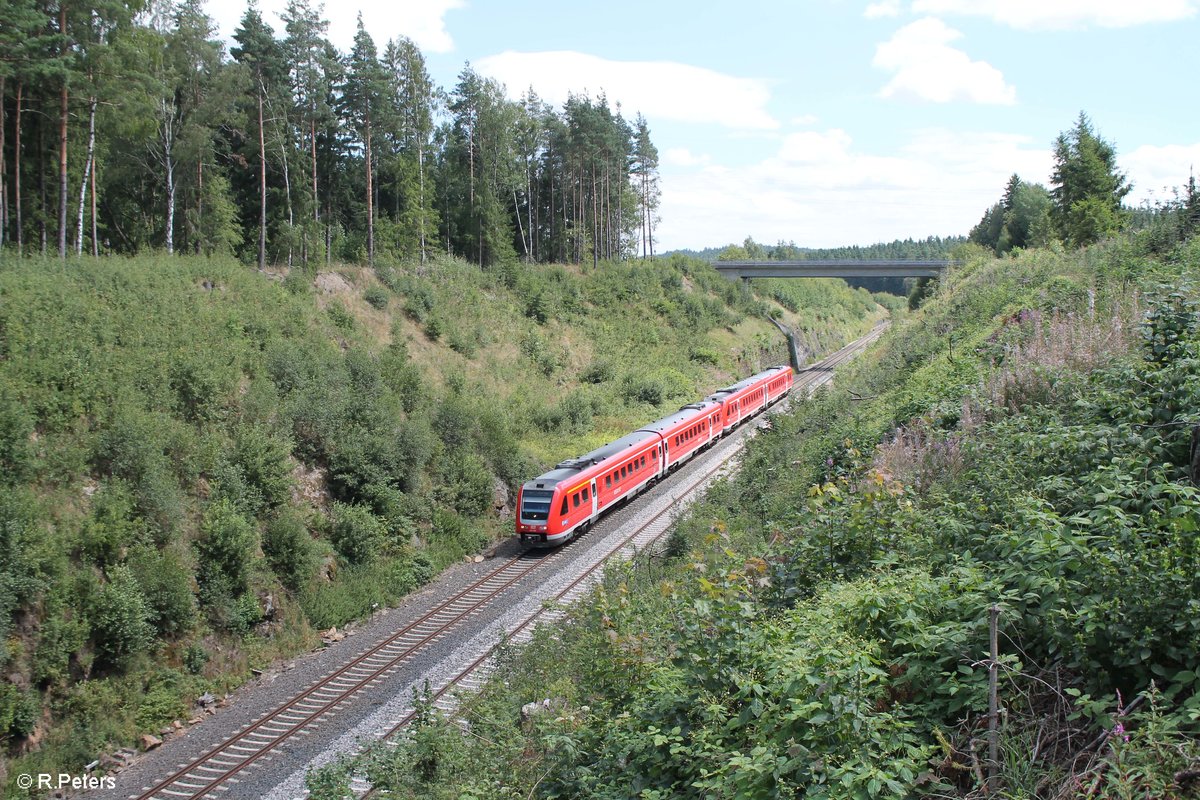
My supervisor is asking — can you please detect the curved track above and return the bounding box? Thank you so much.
[128,323,885,800]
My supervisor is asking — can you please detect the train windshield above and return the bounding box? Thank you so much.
[520,489,555,520]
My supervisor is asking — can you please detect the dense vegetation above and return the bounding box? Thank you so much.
[313,218,1200,796]
[0,0,661,269]
[0,250,887,795]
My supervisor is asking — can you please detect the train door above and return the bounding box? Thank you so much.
[662,440,670,472]
[590,480,598,517]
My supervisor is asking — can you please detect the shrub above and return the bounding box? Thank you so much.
[0,683,40,740]
[580,358,615,384]
[89,565,155,670]
[33,611,89,685]
[423,316,444,341]
[128,546,196,638]
[363,285,390,310]
[329,503,386,566]
[135,674,187,730]
[196,498,257,599]
[79,479,141,568]
[183,643,209,675]
[93,405,185,536]
[231,424,294,512]
[0,389,36,484]
[327,303,356,331]
[263,511,318,591]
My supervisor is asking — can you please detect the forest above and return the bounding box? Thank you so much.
[0,0,662,269]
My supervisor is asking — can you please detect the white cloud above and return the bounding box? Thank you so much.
[874,18,1016,105]
[1122,142,1200,205]
[656,127,1053,250]
[911,0,1197,29]
[662,148,712,168]
[474,51,779,130]
[204,0,464,54]
[865,0,903,18]
[789,114,820,126]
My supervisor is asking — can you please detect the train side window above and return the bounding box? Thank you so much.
[572,493,580,508]
[606,475,612,488]
[641,456,646,468]
[560,497,568,515]
[583,487,590,501]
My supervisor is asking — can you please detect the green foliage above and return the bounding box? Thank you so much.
[0,388,36,484]
[363,285,390,310]
[128,545,196,638]
[89,565,155,671]
[0,683,40,741]
[327,302,357,331]
[33,611,88,686]
[263,510,318,590]
[196,498,258,603]
[183,643,210,675]
[1051,113,1132,247]
[329,502,387,566]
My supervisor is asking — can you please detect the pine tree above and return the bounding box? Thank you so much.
[1050,112,1131,247]
[342,15,386,266]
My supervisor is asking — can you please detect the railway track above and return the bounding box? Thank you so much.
[126,324,885,800]
[351,323,887,797]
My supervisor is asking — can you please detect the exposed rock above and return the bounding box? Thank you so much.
[320,553,338,582]
[172,720,184,730]
[259,592,277,621]
[197,692,216,708]
[473,555,484,563]
[140,734,162,751]
[520,698,556,726]
[492,478,511,517]
[291,460,330,509]
[314,272,353,294]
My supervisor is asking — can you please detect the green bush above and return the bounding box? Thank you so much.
[327,302,356,331]
[580,358,615,384]
[231,424,294,512]
[93,405,186,536]
[363,285,390,310]
[263,510,318,590]
[128,546,196,638]
[183,642,209,675]
[79,479,141,568]
[33,611,88,685]
[0,683,40,740]
[89,565,155,670]
[195,498,257,600]
[0,389,36,484]
[329,503,386,566]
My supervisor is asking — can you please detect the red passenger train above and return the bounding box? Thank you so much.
[516,365,794,546]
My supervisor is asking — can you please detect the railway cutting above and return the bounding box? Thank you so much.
[90,324,884,800]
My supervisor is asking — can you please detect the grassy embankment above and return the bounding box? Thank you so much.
[0,252,890,795]
[320,235,1200,799]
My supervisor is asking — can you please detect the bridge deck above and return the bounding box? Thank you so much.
[714,259,952,279]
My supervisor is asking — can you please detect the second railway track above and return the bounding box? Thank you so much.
[112,324,884,800]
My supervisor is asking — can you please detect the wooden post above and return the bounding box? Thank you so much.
[987,604,1000,793]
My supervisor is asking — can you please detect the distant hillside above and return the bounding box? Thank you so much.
[0,253,889,793]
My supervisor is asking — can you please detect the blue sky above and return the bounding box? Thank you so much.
[206,0,1200,251]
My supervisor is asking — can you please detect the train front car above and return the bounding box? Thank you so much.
[516,430,659,547]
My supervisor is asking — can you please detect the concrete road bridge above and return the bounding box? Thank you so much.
[714,259,953,280]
